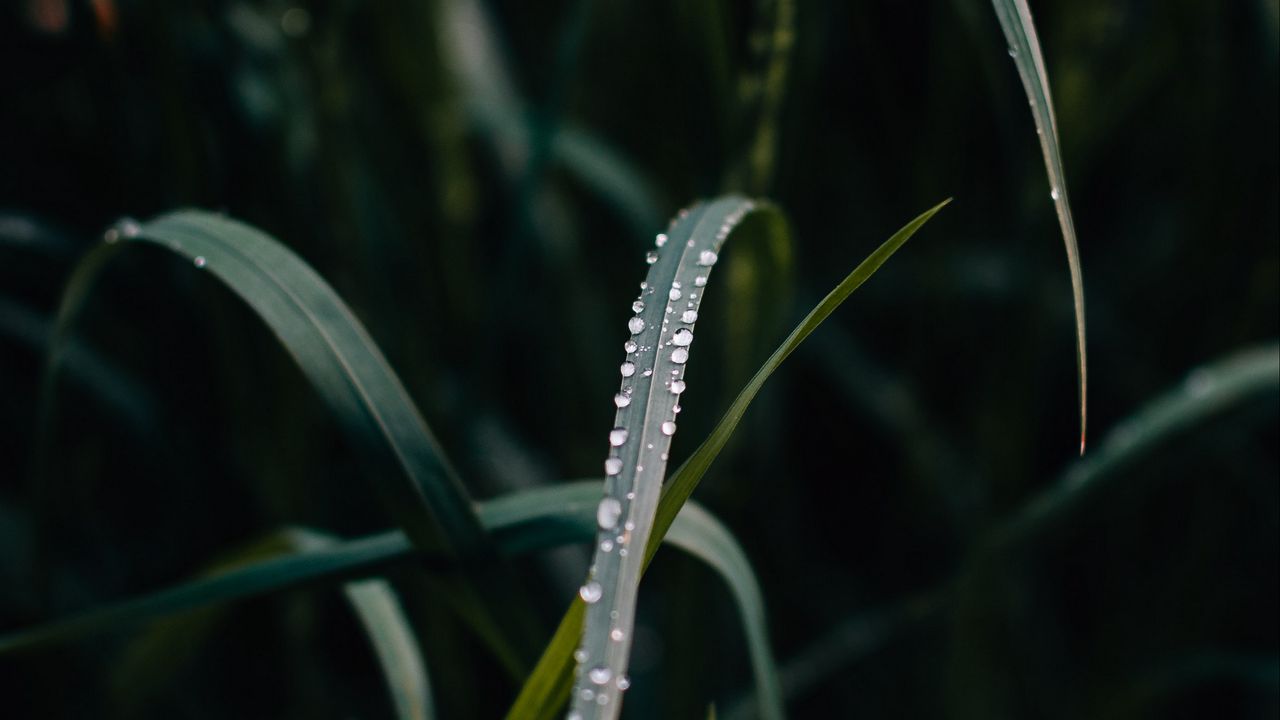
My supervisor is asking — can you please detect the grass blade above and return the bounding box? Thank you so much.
[0,483,774,720]
[53,211,536,674]
[989,342,1280,549]
[509,199,950,720]
[990,0,1088,452]
[286,529,436,720]
[665,502,782,720]
[569,196,768,720]
[107,529,436,720]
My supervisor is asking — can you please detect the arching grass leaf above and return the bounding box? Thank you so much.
[507,198,950,720]
[49,211,536,674]
[990,0,1088,452]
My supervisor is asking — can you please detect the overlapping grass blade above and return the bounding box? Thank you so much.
[286,529,436,720]
[728,343,1279,716]
[508,199,950,720]
[0,483,775,718]
[51,211,535,673]
[107,528,436,720]
[990,0,1088,452]
[568,196,772,720]
[666,501,783,720]
[989,342,1280,548]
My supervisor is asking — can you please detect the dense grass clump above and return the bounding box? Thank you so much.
[0,1,1275,718]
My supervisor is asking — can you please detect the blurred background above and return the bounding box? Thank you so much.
[0,0,1276,718]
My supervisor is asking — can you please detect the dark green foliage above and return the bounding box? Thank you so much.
[0,1,1275,719]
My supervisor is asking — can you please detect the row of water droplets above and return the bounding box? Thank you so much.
[569,198,757,720]
[104,216,209,269]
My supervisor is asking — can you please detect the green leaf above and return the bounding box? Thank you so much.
[990,0,1088,453]
[107,529,436,720]
[508,199,950,720]
[287,529,436,720]
[0,483,775,720]
[989,342,1280,549]
[54,211,536,675]
[568,196,775,720]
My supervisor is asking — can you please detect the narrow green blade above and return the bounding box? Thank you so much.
[507,199,950,720]
[0,484,775,720]
[990,0,1088,452]
[568,197,773,720]
[287,530,436,720]
[55,211,535,673]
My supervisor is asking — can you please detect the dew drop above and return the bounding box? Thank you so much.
[1008,47,1018,58]
[574,648,589,663]
[624,340,638,353]
[192,256,207,269]
[568,712,584,720]
[597,497,623,529]
[596,694,609,706]
[655,233,668,247]
[119,218,141,238]
[670,379,686,394]
[605,458,623,475]
[681,309,698,323]
[671,347,689,364]
[579,582,603,603]
[103,228,120,244]
[616,676,631,691]
[697,250,718,266]
[600,539,614,552]
[632,300,645,313]
[661,421,677,435]
[628,317,645,334]
[610,628,626,642]
[614,393,631,408]
[580,689,594,702]
[672,328,693,346]
[694,275,707,287]
[589,667,612,685]
[669,288,682,301]
[609,427,629,446]
[1050,187,1061,201]
[645,251,659,265]
[620,361,636,378]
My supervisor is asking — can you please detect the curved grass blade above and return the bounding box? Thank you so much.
[725,343,1280,716]
[569,196,771,720]
[665,501,782,720]
[286,529,435,720]
[108,529,435,720]
[0,483,774,720]
[53,211,535,674]
[988,342,1280,549]
[990,0,1088,453]
[509,199,951,720]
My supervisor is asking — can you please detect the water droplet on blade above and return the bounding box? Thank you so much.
[605,458,623,475]
[597,497,623,529]
[589,667,612,685]
[614,393,631,408]
[620,361,636,378]
[579,582,603,603]
[670,379,686,394]
[681,309,697,323]
[672,328,693,346]
[609,427,629,446]
[671,347,689,364]
[628,317,645,334]
[661,421,676,435]
[697,250,718,266]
